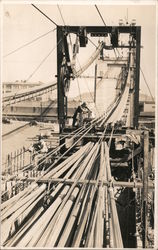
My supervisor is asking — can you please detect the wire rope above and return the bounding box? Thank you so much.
[26,39,62,82]
[76,56,100,116]
[57,5,65,25]
[3,28,56,58]
[31,4,58,26]
[95,5,107,26]
[140,67,155,103]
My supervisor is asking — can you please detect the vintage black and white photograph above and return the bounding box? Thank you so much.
[1,0,157,248]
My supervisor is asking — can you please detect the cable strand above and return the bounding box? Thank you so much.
[26,39,62,82]
[57,5,65,25]
[140,67,155,103]
[95,5,107,26]
[31,4,58,26]
[3,28,56,58]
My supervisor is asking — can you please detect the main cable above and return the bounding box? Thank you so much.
[31,4,58,26]
[95,5,107,26]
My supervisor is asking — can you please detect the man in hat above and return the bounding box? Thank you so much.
[72,102,90,127]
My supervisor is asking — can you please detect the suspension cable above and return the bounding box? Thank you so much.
[57,4,80,102]
[57,5,65,25]
[76,56,100,116]
[95,5,107,26]
[26,39,62,82]
[3,28,56,58]
[31,4,58,26]
[140,67,155,102]
[57,5,73,51]
[87,37,98,49]
[76,78,82,102]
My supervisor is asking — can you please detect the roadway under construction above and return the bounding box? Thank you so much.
[1,7,155,249]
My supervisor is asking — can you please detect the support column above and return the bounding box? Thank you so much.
[94,63,97,104]
[142,130,149,248]
[57,26,65,133]
[129,49,135,128]
[134,27,141,128]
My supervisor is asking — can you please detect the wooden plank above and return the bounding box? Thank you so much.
[1,183,38,215]
[42,143,99,247]
[109,187,123,248]
[72,144,101,247]
[104,142,123,248]
[5,207,43,247]
[46,187,80,246]
[57,184,91,247]
[1,184,46,244]
[94,142,107,247]
[22,186,70,247]
[18,143,94,247]
[85,192,99,247]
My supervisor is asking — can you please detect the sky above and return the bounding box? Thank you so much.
[2,2,157,98]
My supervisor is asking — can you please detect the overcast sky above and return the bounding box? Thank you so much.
[2,1,156,97]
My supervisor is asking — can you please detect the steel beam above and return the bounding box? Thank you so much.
[57,26,66,133]
[16,177,154,189]
[134,27,141,128]
[94,63,97,104]
[142,131,149,248]
[62,25,139,35]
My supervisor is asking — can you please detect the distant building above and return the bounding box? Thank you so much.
[3,81,42,95]
[2,84,155,128]
[2,81,54,101]
[3,99,79,123]
[139,94,155,129]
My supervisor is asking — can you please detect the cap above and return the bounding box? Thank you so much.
[82,102,86,107]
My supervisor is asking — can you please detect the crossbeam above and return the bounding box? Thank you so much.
[16,177,154,189]
[62,25,139,34]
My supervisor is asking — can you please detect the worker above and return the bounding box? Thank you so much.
[29,136,48,169]
[72,102,90,127]
[40,139,48,153]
